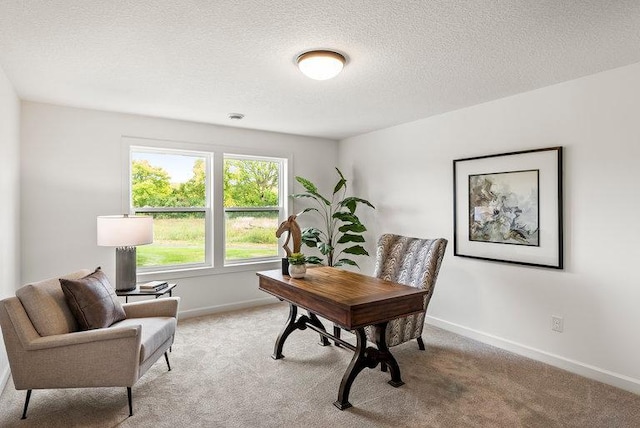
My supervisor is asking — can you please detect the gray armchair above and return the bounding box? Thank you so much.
[365,234,447,349]
[0,269,179,419]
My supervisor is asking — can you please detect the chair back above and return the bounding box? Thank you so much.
[367,234,447,347]
[374,234,447,301]
[15,269,92,336]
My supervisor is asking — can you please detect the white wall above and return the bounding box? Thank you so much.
[20,102,338,315]
[339,62,640,393]
[0,65,20,391]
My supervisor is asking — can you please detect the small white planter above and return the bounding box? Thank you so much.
[288,264,306,279]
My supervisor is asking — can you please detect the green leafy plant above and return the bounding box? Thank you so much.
[287,252,307,265]
[292,168,375,268]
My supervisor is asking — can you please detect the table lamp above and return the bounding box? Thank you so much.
[97,214,153,291]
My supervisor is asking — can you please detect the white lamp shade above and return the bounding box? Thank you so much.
[297,51,345,80]
[97,215,153,247]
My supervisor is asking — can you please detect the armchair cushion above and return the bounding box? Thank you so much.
[16,269,92,336]
[60,267,126,330]
[112,317,177,362]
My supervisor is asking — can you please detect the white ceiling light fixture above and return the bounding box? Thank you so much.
[296,50,346,81]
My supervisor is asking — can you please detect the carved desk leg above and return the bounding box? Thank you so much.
[333,322,404,410]
[307,311,330,346]
[372,322,404,387]
[334,327,370,410]
[333,325,342,347]
[272,303,298,359]
[272,306,333,360]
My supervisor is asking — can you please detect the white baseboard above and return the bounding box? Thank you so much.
[426,315,640,395]
[178,296,280,320]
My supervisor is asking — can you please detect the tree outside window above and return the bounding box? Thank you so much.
[223,156,282,263]
[130,148,284,270]
[131,150,209,268]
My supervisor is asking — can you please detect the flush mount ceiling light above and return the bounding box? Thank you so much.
[228,112,244,120]
[296,50,346,80]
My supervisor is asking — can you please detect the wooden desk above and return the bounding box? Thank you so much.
[257,267,427,410]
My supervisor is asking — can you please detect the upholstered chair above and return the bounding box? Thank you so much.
[365,234,447,349]
[0,269,179,420]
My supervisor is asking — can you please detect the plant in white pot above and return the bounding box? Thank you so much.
[287,252,307,278]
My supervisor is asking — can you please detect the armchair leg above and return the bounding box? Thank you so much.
[21,389,32,419]
[164,351,171,371]
[417,336,425,350]
[127,387,133,417]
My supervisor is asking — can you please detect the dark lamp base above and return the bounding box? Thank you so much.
[116,246,138,292]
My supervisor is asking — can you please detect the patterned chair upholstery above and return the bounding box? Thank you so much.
[365,234,447,349]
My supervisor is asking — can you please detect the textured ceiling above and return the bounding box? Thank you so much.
[1,1,639,140]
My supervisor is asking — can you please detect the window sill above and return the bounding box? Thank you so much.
[137,259,281,282]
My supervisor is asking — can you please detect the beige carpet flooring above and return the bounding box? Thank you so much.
[1,302,639,427]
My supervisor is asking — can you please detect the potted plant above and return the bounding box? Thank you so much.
[292,168,375,268]
[287,252,307,278]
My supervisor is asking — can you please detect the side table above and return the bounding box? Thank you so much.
[116,283,178,303]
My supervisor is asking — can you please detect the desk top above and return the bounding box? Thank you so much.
[257,267,426,329]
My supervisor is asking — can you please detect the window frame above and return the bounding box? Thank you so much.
[121,137,289,280]
[223,153,287,266]
[130,146,213,272]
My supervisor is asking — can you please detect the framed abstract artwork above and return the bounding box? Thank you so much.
[453,147,563,269]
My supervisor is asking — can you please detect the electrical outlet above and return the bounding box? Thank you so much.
[551,316,564,333]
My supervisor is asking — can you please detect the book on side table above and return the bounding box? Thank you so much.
[139,281,168,292]
[117,282,177,303]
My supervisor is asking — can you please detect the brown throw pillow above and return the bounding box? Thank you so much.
[60,267,126,330]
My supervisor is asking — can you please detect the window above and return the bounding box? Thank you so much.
[224,155,284,264]
[128,140,287,273]
[131,148,211,270]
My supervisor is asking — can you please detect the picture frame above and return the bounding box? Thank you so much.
[453,147,563,269]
